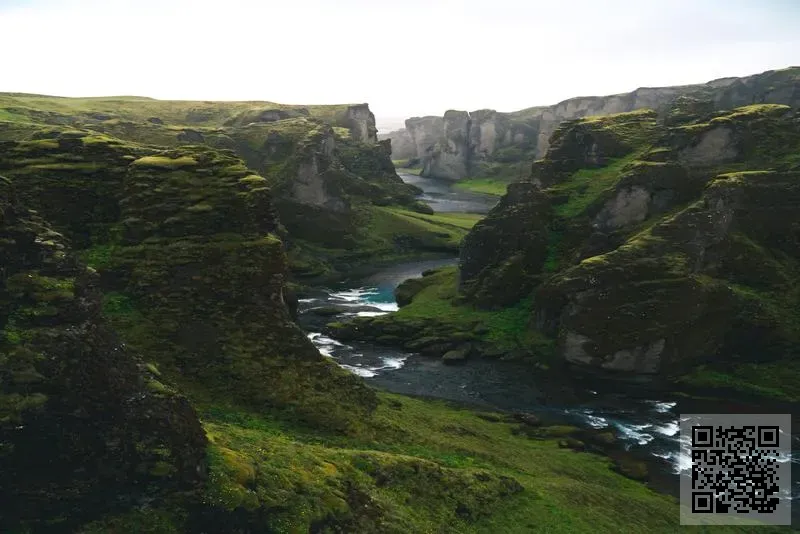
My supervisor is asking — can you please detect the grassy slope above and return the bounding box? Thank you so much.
[454,177,510,196]
[0,93,354,128]
[79,391,778,533]
[367,208,481,252]
[287,209,481,282]
[363,266,554,357]
[547,153,642,218]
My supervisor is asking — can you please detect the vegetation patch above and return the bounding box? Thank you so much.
[454,177,510,196]
[547,153,640,218]
[177,392,707,534]
[131,155,199,168]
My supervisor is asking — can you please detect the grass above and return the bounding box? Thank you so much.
[548,153,640,218]
[677,360,800,402]
[0,93,354,129]
[398,210,483,230]
[454,177,510,196]
[392,160,423,175]
[389,266,552,354]
[368,207,477,251]
[162,390,779,534]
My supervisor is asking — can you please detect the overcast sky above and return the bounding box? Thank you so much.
[1,0,798,130]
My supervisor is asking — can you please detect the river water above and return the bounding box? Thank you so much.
[298,172,799,519]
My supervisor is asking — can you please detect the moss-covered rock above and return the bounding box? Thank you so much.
[531,109,659,188]
[104,146,377,431]
[0,175,206,531]
[0,133,378,431]
[459,182,552,308]
[535,167,800,376]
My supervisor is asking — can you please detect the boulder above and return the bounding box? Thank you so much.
[442,345,472,364]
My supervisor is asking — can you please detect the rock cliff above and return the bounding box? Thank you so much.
[0,175,207,530]
[458,102,800,377]
[394,66,800,181]
[0,97,434,281]
[379,127,415,160]
[0,133,378,431]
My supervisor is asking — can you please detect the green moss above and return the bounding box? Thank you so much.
[17,138,59,149]
[131,155,198,168]
[399,166,423,175]
[578,109,659,147]
[709,103,791,124]
[395,210,483,230]
[24,162,105,172]
[79,243,120,270]
[543,228,565,273]
[0,93,354,131]
[332,126,351,139]
[237,174,267,185]
[548,153,641,218]
[185,202,213,213]
[77,508,182,534]
[6,272,75,302]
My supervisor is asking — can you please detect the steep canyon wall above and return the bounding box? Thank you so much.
[386,67,800,180]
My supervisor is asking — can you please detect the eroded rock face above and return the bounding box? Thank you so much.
[115,147,378,428]
[0,135,378,431]
[380,128,416,160]
[390,67,800,180]
[344,104,378,144]
[538,170,800,374]
[591,162,695,233]
[290,128,348,212]
[0,176,207,529]
[677,126,738,166]
[426,110,471,180]
[406,116,444,165]
[455,100,800,376]
[459,182,551,307]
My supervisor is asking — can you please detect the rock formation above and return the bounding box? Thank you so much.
[0,132,378,432]
[391,66,800,180]
[378,127,415,160]
[0,175,207,530]
[459,102,800,375]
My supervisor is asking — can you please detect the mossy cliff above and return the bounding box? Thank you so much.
[388,66,800,187]
[490,103,800,389]
[0,175,206,531]
[0,135,376,431]
[343,101,800,401]
[0,95,468,282]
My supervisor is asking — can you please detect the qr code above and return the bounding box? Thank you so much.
[680,414,792,526]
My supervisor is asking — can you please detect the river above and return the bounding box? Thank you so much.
[297,172,799,519]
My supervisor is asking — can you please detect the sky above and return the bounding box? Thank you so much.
[1,0,799,131]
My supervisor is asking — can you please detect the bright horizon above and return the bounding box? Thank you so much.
[2,0,799,131]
